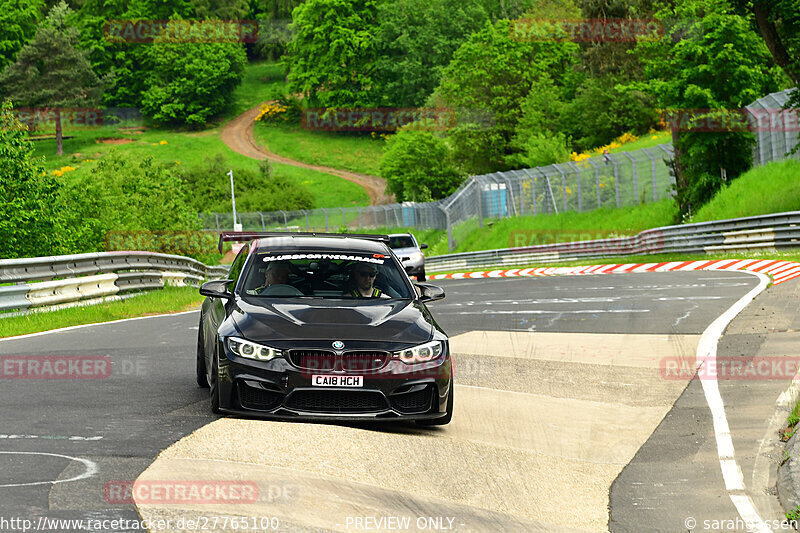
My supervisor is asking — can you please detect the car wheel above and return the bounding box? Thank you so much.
[417,377,452,426]
[210,351,221,414]
[196,322,209,388]
[417,268,426,282]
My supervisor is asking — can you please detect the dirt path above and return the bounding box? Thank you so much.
[220,105,392,205]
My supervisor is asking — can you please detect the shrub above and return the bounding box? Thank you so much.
[380,129,464,202]
[141,20,247,127]
[179,155,314,213]
[0,100,64,259]
[59,151,199,253]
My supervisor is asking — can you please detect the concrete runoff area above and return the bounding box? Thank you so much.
[136,330,699,531]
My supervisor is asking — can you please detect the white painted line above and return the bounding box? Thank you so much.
[0,435,103,441]
[0,310,199,343]
[0,451,97,488]
[696,270,772,532]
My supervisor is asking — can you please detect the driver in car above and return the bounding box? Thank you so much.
[344,263,390,298]
[255,260,290,293]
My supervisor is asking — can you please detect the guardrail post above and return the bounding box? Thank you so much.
[339,207,346,227]
[358,208,362,228]
[322,208,328,231]
[214,213,220,232]
[280,210,288,228]
[258,212,266,230]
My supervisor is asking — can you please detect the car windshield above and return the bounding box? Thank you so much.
[389,236,415,249]
[240,250,413,299]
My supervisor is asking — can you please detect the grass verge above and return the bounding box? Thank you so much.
[253,122,386,176]
[692,159,800,222]
[0,286,203,338]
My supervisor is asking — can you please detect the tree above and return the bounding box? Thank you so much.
[431,18,579,173]
[76,0,195,106]
[371,0,489,107]
[729,0,800,86]
[0,100,63,259]
[0,0,45,69]
[287,0,380,107]
[506,78,571,167]
[141,18,247,126]
[635,3,780,217]
[193,0,250,19]
[0,1,102,155]
[380,129,464,202]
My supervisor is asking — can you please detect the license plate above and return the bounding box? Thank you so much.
[312,375,363,387]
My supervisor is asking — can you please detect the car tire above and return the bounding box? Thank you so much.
[417,268,426,282]
[196,322,209,388]
[417,377,452,426]
[210,352,221,414]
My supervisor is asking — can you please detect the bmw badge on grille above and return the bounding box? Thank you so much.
[332,341,345,350]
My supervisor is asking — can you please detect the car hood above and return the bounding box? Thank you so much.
[231,297,434,344]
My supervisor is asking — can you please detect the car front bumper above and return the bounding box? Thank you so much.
[216,351,452,421]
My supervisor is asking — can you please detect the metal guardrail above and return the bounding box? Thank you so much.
[0,251,229,313]
[425,211,800,272]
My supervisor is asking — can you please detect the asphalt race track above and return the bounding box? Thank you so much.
[2,270,797,532]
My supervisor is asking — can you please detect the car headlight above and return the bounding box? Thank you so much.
[412,252,424,261]
[394,340,444,364]
[227,337,282,361]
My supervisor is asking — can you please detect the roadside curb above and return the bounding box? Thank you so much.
[428,258,800,285]
[779,431,800,518]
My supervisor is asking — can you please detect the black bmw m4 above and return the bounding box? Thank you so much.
[196,232,453,425]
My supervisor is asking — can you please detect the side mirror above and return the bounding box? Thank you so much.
[420,243,428,249]
[200,279,234,299]
[415,282,445,303]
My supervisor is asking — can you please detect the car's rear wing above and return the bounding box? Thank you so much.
[218,231,390,252]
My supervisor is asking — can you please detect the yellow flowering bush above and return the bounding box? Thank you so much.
[255,102,289,123]
[52,165,77,177]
